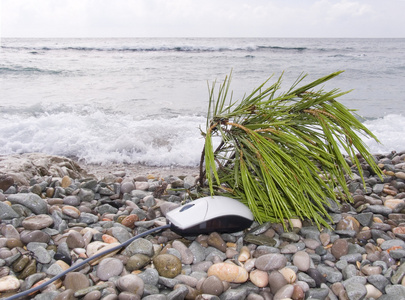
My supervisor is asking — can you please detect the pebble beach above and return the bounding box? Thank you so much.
[0,151,405,300]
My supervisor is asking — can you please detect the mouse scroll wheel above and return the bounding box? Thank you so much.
[180,203,195,212]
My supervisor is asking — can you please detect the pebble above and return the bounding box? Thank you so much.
[7,192,48,214]
[63,272,90,292]
[172,240,194,264]
[249,269,269,287]
[66,230,86,248]
[201,275,224,295]
[153,254,182,278]
[126,254,151,271]
[116,274,144,296]
[0,275,20,292]
[255,253,287,271]
[207,262,249,283]
[96,257,124,280]
[292,251,311,271]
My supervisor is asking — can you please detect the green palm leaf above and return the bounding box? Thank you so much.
[199,71,382,229]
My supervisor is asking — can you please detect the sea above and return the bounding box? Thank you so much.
[1,38,405,167]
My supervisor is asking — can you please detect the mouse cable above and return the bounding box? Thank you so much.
[2,223,172,300]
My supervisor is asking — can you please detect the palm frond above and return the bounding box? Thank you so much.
[200,71,382,229]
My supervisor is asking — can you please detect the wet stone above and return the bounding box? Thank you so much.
[345,282,368,300]
[22,214,54,230]
[255,253,287,271]
[63,272,90,292]
[122,238,154,257]
[125,254,151,272]
[307,268,326,287]
[138,268,159,286]
[153,254,182,278]
[331,238,349,259]
[96,257,124,281]
[172,240,194,265]
[116,274,144,296]
[207,232,227,252]
[66,230,85,249]
[20,230,50,244]
[0,202,20,219]
[7,193,48,214]
[244,234,277,246]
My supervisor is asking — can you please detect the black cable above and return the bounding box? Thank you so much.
[2,223,171,300]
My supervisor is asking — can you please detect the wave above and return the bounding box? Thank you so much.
[0,66,64,76]
[0,105,206,167]
[0,104,403,167]
[1,44,312,53]
[362,114,405,154]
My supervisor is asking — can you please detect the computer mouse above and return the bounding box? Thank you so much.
[165,196,254,235]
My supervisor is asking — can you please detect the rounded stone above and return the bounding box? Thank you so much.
[201,275,224,296]
[249,269,269,287]
[121,214,139,229]
[153,254,182,278]
[331,239,349,259]
[96,257,124,281]
[292,284,305,300]
[307,268,326,287]
[207,232,227,252]
[12,255,30,272]
[268,270,288,295]
[122,238,154,257]
[20,230,51,244]
[207,262,248,283]
[66,230,85,249]
[0,275,20,292]
[6,238,24,249]
[63,272,90,292]
[2,224,20,239]
[83,290,102,300]
[126,254,151,272]
[61,176,72,188]
[54,289,76,300]
[6,193,48,214]
[279,267,297,284]
[274,284,294,300]
[63,195,81,206]
[319,232,331,246]
[336,216,360,233]
[62,206,81,218]
[172,240,194,265]
[116,274,144,296]
[292,251,311,271]
[19,259,37,279]
[121,182,135,194]
[22,214,54,230]
[254,253,287,271]
[365,283,383,299]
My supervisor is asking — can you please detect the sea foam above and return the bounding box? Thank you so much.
[0,105,404,167]
[0,106,206,166]
[363,114,405,154]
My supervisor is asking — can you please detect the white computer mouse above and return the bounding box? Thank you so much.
[165,196,254,235]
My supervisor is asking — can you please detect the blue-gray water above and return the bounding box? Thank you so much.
[1,38,404,166]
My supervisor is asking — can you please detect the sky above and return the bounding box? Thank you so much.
[1,0,404,38]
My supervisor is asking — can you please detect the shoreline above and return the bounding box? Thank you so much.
[79,162,200,180]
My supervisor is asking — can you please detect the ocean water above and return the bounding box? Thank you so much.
[1,38,405,167]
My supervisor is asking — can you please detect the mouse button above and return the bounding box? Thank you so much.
[180,203,195,212]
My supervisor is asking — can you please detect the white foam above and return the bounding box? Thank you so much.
[362,114,405,154]
[1,106,404,167]
[0,106,206,166]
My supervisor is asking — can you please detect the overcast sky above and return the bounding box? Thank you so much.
[1,0,404,38]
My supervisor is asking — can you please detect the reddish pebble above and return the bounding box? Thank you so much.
[121,214,139,229]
